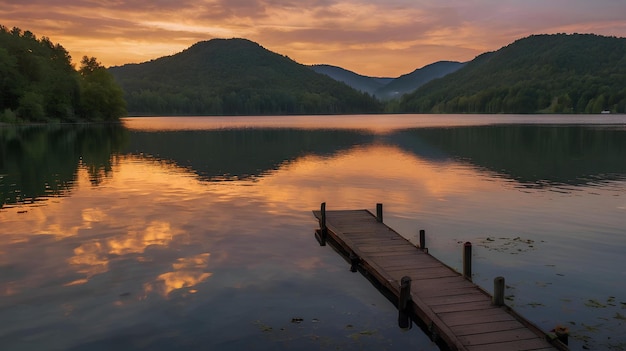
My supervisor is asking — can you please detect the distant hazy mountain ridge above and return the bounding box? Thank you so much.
[311,61,464,101]
[310,65,393,96]
[376,61,465,100]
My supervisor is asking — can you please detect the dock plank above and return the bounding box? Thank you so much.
[459,327,540,346]
[466,338,555,351]
[313,208,565,351]
[423,291,492,306]
[438,308,517,327]
[429,299,494,313]
[415,285,480,297]
[452,320,527,336]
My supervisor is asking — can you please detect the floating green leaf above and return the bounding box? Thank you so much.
[253,320,273,332]
[349,329,378,340]
[582,323,600,332]
[585,299,607,308]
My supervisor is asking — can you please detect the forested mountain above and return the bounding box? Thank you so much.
[397,34,626,114]
[311,61,464,101]
[0,25,126,123]
[109,39,382,115]
[310,64,393,96]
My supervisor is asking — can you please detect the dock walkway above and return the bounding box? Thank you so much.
[313,205,566,351]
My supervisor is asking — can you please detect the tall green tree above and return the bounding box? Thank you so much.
[79,56,126,121]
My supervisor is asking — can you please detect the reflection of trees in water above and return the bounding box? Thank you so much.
[119,125,626,187]
[123,129,374,181]
[393,125,626,187]
[0,124,129,207]
[1,126,371,207]
[3,123,625,208]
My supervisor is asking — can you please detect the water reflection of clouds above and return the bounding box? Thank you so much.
[1,161,198,295]
[1,143,493,300]
[144,253,212,297]
[8,142,616,291]
[108,221,178,255]
[68,242,109,278]
[81,208,107,228]
[66,220,183,285]
[253,144,493,213]
[6,139,585,303]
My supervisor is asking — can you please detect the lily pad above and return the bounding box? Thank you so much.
[253,320,273,332]
[348,329,378,340]
[585,299,607,308]
[614,312,626,321]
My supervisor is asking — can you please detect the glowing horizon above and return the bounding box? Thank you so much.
[2,0,626,77]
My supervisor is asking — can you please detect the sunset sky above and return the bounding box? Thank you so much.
[2,0,625,77]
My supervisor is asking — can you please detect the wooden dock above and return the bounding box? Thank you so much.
[313,204,568,351]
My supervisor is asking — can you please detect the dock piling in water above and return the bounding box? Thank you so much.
[349,253,359,272]
[314,202,328,246]
[493,276,505,306]
[463,241,472,280]
[320,202,327,233]
[398,276,412,329]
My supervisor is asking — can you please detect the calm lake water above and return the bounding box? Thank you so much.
[1,115,625,351]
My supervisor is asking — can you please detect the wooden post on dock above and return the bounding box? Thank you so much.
[398,276,412,329]
[493,276,505,306]
[463,242,472,280]
[376,203,383,222]
[315,202,327,246]
[419,229,426,250]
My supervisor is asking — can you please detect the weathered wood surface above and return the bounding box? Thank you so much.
[313,208,565,351]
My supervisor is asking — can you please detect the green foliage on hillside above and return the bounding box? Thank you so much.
[109,39,382,115]
[78,56,127,121]
[397,34,626,114]
[0,25,126,123]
